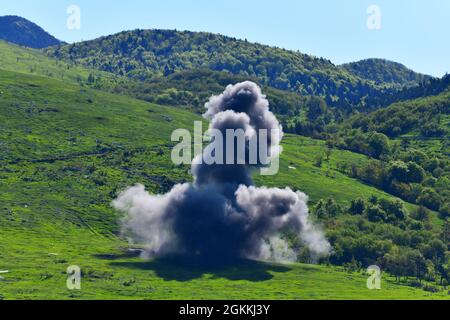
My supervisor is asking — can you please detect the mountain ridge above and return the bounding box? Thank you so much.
[44,28,385,110]
[0,15,429,93]
[45,28,436,110]
[341,58,431,88]
[0,18,449,299]
[0,15,62,49]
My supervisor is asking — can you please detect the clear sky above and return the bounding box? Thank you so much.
[0,0,448,77]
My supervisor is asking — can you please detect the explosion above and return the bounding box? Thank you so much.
[113,81,330,263]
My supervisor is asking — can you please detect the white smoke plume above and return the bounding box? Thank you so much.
[113,81,330,263]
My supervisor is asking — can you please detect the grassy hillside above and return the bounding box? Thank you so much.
[258,136,404,206]
[1,228,446,300]
[0,69,199,231]
[0,34,448,300]
[334,90,449,211]
[0,40,123,89]
[0,41,310,120]
[1,68,448,299]
[346,89,450,140]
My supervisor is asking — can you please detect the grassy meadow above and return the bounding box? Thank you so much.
[0,42,448,300]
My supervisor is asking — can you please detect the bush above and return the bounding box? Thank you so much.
[389,179,413,201]
[388,161,425,184]
[409,280,423,288]
[417,188,442,211]
[378,198,406,221]
[439,203,450,219]
[368,132,390,158]
[367,205,387,223]
[314,198,342,219]
[420,122,446,137]
[423,285,440,293]
[406,162,426,183]
[388,161,410,182]
[411,206,431,223]
[349,198,366,215]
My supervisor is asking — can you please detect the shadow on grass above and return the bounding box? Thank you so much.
[105,256,292,282]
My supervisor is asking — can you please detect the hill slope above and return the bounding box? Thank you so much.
[0,41,308,117]
[0,30,448,298]
[0,68,447,299]
[1,226,443,300]
[346,89,450,140]
[0,40,120,86]
[0,16,61,49]
[342,59,431,88]
[45,29,394,110]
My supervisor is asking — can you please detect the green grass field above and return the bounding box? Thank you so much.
[257,135,443,229]
[0,40,122,88]
[1,68,448,300]
[2,227,448,300]
[258,136,396,204]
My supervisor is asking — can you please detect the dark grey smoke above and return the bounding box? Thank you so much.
[192,82,282,194]
[113,81,330,264]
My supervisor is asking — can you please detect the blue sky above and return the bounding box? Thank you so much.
[0,0,448,77]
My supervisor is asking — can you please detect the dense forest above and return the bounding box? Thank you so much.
[107,69,307,116]
[342,58,431,88]
[46,29,399,111]
[0,15,61,49]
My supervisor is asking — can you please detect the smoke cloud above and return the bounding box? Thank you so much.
[113,81,330,263]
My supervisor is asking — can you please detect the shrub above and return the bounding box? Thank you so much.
[423,285,439,293]
[409,280,423,288]
[349,198,366,215]
[439,203,450,219]
[417,188,442,211]
[389,161,410,182]
[411,206,431,223]
[314,198,342,219]
[378,198,406,221]
[406,162,426,183]
[367,205,387,223]
[368,132,390,158]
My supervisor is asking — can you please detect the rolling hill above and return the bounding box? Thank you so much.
[341,59,431,88]
[0,16,62,49]
[0,21,449,299]
[0,40,308,118]
[0,64,448,298]
[45,29,398,110]
[0,71,443,299]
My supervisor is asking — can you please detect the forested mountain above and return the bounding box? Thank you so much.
[0,15,61,49]
[45,29,396,110]
[286,73,450,138]
[1,66,449,298]
[345,89,450,139]
[1,21,449,298]
[366,74,450,109]
[110,68,308,116]
[341,58,431,88]
[287,87,450,216]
